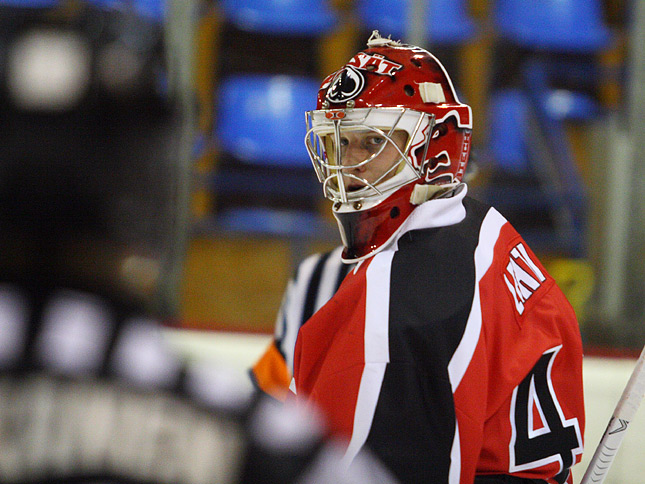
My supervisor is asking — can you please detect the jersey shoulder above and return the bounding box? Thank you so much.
[387,197,493,356]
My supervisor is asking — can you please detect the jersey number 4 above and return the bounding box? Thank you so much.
[509,346,583,484]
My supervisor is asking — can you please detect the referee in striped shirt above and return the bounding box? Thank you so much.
[251,246,354,400]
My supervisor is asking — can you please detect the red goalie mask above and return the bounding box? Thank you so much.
[305,31,472,262]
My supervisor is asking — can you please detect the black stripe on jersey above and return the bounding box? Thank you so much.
[474,476,548,484]
[301,251,331,325]
[365,196,491,484]
[274,334,287,363]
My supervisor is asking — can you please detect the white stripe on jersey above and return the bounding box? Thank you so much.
[448,207,507,388]
[447,207,507,484]
[342,250,393,470]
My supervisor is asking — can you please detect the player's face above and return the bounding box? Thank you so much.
[326,130,408,191]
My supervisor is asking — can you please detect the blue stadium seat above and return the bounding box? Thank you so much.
[493,0,609,123]
[484,85,589,256]
[356,0,476,45]
[488,88,600,175]
[488,89,531,175]
[215,207,334,239]
[86,0,165,21]
[219,0,337,36]
[85,0,119,8]
[0,0,58,6]
[494,0,611,53]
[133,0,165,21]
[543,89,600,121]
[209,73,335,241]
[487,0,608,257]
[216,74,320,168]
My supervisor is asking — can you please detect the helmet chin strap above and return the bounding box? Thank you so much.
[410,182,459,205]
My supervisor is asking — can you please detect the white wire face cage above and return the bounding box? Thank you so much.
[305,107,434,205]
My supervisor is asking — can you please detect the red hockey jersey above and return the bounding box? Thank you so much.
[291,187,585,484]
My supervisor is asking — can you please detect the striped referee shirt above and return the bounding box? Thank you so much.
[251,246,353,399]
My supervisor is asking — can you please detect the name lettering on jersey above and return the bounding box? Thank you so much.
[503,243,546,315]
[347,52,403,76]
[0,375,240,483]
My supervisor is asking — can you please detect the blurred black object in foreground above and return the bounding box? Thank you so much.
[0,1,181,314]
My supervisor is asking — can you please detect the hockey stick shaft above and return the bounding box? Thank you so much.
[580,344,645,484]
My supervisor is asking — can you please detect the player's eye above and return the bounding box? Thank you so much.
[363,135,386,153]
[367,136,385,146]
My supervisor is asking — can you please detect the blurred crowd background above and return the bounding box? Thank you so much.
[1,0,644,353]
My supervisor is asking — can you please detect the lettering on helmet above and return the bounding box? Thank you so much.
[348,52,403,76]
[326,66,365,103]
[455,131,471,180]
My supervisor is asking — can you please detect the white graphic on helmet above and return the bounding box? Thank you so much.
[326,66,365,103]
[424,150,452,183]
